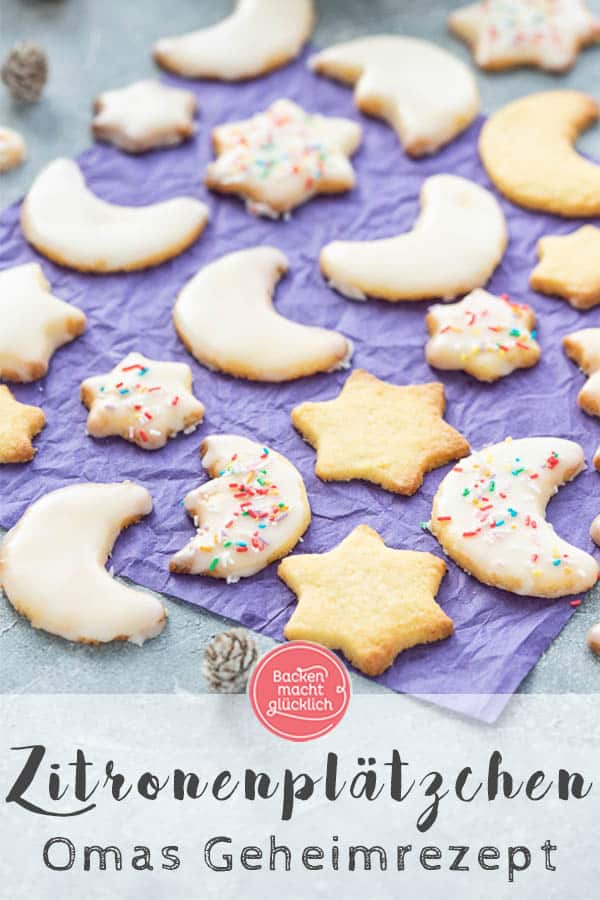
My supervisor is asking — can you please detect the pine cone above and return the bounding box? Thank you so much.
[202,628,258,693]
[2,42,48,102]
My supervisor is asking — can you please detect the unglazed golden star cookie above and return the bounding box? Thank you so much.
[0,262,86,383]
[426,289,541,382]
[0,386,45,464]
[563,329,600,417]
[81,352,205,450]
[530,226,600,310]
[291,370,470,495]
[204,99,361,218]
[279,525,453,676]
[92,79,198,153]
[0,126,26,172]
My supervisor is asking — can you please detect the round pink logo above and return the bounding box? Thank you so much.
[249,641,351,742]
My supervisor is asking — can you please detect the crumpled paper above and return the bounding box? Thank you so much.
[1,50,598,722]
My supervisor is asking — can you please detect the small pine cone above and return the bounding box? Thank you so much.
[2,41,48,102]
[202,628,258,693]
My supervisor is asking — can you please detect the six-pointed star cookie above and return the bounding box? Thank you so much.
[0,386,46,464]
[291,370,470,495]
[204,98,361,217]
[530,226,600,310]
[563,329,600,417]
[279,525,453,676]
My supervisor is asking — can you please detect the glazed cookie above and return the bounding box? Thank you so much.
[21,158,209,272]
[279,525,453,677]
[431,437,599,598]
[591,516,600,547]
[92,79,197,153]
[170,435,311,581]
[321,175,507,302]
[0,262,86,383]
[530,226,600,310]
[426,289,541,382]
[0,483,167,644]
[309,36,479,157]
[449,0,600,72]
[563,329,600,417]
[0,386,45,464]
[154,0,315,81]
[205,99,361,218]
[479,92,600,218]
[0,126,26,172]
[292,370,470,496]
[173,246,352,381]
[81,352,205,450]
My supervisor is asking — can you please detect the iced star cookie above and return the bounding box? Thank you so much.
[426,290,541,382]
[81,353,205,450]
[0,263,86,383]
[279,525,453,676]
[204,99,361,218]
[0,126,26,172]
[92,79,197,153]
[0,483,167,645]
[321,175,507,302]
[292,370,470,495]
[154,0,315,81]
[21,158,209,272]
[170,435,311,581]
[0,386,45,464]
[479,92,600,218]
[563,329,600,417]
[173,246,352,382]
[431,437,599,598]
[530,226,600,310]
[591,516,600,547]
[309,36,479,157]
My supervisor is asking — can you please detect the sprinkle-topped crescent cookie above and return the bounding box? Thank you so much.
[431,437,599,598]
[0,386,45,464]
[170,435,311,582]
[563,329,600,417]
[80,352,205,450]
[426,289,541,382]
[530,226,600,310]
[205,99,362,218]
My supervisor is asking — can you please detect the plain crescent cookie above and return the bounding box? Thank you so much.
[309,35,480,157]
[591,516,600,547]
[0,386,45,464]
[21,158,209,273]
[0,483,167,644]
[321,174,507,302]
[173,246,352,382]
[0,126,26,172]
[431,437,599,599]
[479,91,600,217]
[530,226,600,310]
[563,329,600,417]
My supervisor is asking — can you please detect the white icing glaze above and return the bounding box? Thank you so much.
[0,262,86,383]
[81,352,205,450]
[591,515,600,547]
[173,246,352,381]
[310,35,480,156]
[21,158,209,272]
[0,126,26,172]
[431,437,598,598]
[321,175,507,302]
[0,483,166,644]
[170,435,311,580]
[564,328,600,417]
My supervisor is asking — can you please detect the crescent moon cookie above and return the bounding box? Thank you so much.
[479,91,600,218]
[563,329,600,417]
[431,437,599,599]
[0,263,86,383]
[309,36,480,157]
[0,126,26,172]
[530,226,600,310]
[321,175,507,302]
[204,99,362,218]
[173,246,352,381]
[591,516,600,546]
[449,0,600,72]
[170,435,311,582]
[21,158,209,272]
[426,289,541,382]
[279,525,453,677]
[92,79,197,154]
[291,370,470,496]
[0,386,45,464]
[154,0,315,81]
[0,482,167,645]
[81,352,205,450]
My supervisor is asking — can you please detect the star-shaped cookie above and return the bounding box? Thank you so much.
[291,370,470,495]
[279,525,453,676]
[92,79,198,153]
[0,385,45,464]
[204,98,361,218]
[530,226,600,310]
[563,329,600,417]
